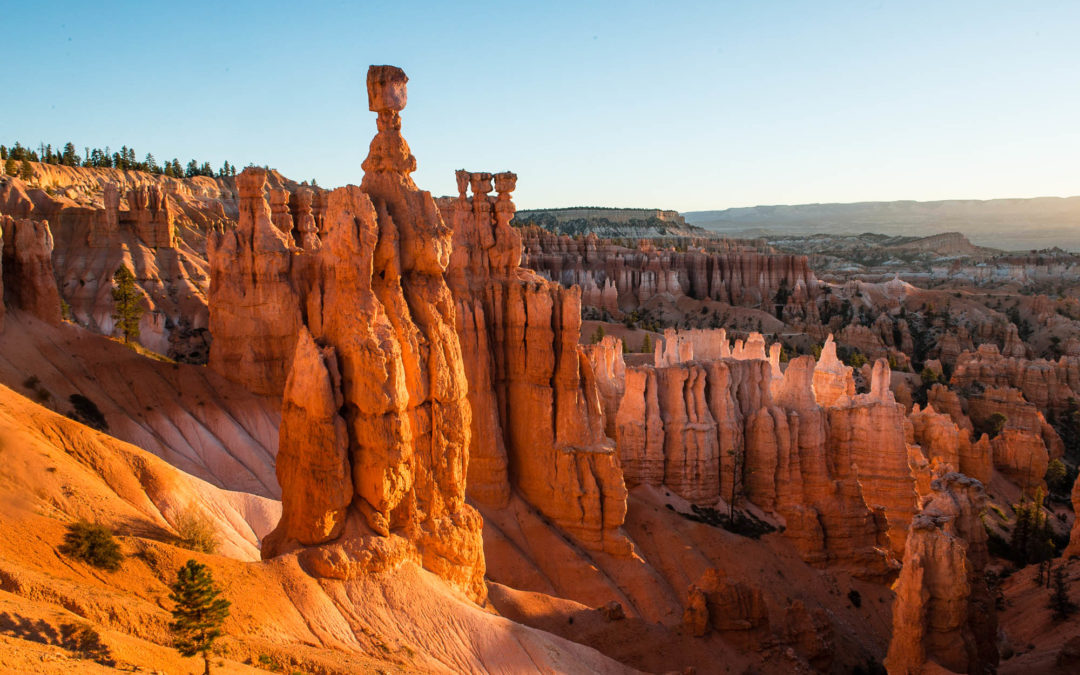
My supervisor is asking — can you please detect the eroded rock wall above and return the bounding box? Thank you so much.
[884,472,998,674]
[521,228,818,312]
[1,214,61,324]
[440,170,630,555]
[236,66,484,601]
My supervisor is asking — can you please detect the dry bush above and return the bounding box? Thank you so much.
[173,507,218,554]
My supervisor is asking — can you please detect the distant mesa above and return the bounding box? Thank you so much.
[684,196,1080,251]
[514,206,709,238]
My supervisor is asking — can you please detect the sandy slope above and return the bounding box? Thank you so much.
[0,309,280,498]
[0,381,636,673]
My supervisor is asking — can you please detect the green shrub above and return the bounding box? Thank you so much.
[59,521,123,571]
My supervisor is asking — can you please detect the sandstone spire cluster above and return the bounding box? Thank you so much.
[210,66,484,601]
[438,169,631,555]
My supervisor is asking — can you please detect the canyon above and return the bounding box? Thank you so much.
[0,65,1077,674]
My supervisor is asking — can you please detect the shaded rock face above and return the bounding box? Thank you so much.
[521,228,817,312]
[1068,473,1080,557]
[884,472,998,675]
[1,215,62,325]
[226,65,484,602]
[438,170,631,555]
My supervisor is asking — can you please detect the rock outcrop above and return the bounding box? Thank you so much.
[439,170,631,555]
[952,343,1080,415]
[884,472,998,674]
[521,228,817,312]
[610,328,901,577]
[251,66,485,601]
[1,215,62,324]
[908,403,992,484]
[1068,473,1080,557]
[208,168,305,395]
[125,184,176,248]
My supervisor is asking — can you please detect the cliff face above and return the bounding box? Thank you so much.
[213,66,485,601]
[952,343,1080,415]
[1,214,61,325]
[604,329,925,577]
[439,171,630,555]
[884,472,998,674]
[521,228,817,313]
[207,168,305,396]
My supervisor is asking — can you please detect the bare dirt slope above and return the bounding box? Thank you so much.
[0,309,279,498]
[0,380,636,674]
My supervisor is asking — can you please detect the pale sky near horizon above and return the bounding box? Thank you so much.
[2,0,1078,212]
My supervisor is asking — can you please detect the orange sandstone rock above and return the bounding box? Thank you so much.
[884,472,998,674]
[440,169,631,555]
[1,215,62,324]
[255,65,485,602]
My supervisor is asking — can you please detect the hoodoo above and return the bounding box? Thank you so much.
[209,66,487,601]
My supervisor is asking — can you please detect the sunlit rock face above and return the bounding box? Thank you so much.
[884,472,998,675]
[216,65,484,602]
[439,169,632,556]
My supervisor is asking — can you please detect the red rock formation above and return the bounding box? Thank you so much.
[952,343,1080,415]
[440,169,631,555]
[124,185,176,248]
[1067,473,1080,557]
[260,65,485,602]
[268,187,293,235]
[208,167,304,396]
[290,187,320,251]
[884,472,998,674]
[614,341,895,577]
[1,215,61,324]
[909,403,992,484]
[689,568,770,646]
[826,359,920,556]
[812,334,855,406]
[521,228,817,311]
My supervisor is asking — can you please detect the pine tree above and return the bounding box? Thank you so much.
[18,159,33,181]
[1050,564,1077,621]
[169,560,230,675]
[641,333,652,354]
[111,265,143,345]
[4,156,15,177]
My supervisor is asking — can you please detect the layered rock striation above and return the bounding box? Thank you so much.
[1,214,62,325]
[606,328,924,576]
[438,170,631,555]
[521,228,818,313]
[215,66,485,601]
[884,472,998,674]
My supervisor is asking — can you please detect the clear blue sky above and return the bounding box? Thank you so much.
[2,1,1078,211]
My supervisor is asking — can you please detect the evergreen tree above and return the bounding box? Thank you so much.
[169,560,230,675]
[145,153,159,174]
[1050,564,1077,621]
[641,333,652,354]
[4,156,15,177]
[18,159,33,181]
[111,265,143,345]
[61,142,79,166]
[0,145,7,159]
